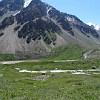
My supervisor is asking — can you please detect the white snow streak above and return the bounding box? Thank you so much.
[13,11,21,16]
[47,7,52,17]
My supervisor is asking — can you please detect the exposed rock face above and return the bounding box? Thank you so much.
[18,18,61,44]
[0,0,100,57]
[0,0,24,16]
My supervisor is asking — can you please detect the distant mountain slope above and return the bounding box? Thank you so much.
[0,0,100,57]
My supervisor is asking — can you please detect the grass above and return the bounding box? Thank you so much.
[0,59,100,100]
[8,58,100,71]
[46,44,86,60]
[0,44,86,61]
[0,54,15,61]
[0,44,100,99]
[0,64,100,100]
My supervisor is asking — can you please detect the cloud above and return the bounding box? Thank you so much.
[87,22,100,31]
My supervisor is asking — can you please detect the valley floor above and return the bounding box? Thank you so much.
[0,45,100,100]
[0,59,100,100]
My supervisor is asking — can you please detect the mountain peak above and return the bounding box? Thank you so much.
[0,0,100,55]
[24,0,32,8]
[24,0,41,8]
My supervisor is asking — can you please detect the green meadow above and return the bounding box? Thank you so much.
[0,44,100,100]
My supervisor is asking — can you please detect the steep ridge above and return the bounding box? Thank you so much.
[0,0,100,57]
[0,0,24,22]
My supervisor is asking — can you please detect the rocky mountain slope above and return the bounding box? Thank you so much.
[0,0,100,57]
[0,0,24,22]
[87,22,100,31]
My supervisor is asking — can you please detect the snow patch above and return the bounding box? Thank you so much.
[13,11,21,16]
[87,22,100,31]
[47,7,52,14]
[16,68,100,75]
[24,0,32,8]
[67,17,74,22]
[15,68,20,71]
[0,61,24,64]
[47,7,52,17]
[17,69,88,74]
[19,69,70,73]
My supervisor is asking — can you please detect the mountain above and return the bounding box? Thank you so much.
[87,22,100,31]
[0,0,24,22]
[24,0,32,8]
[0,0,100,58]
